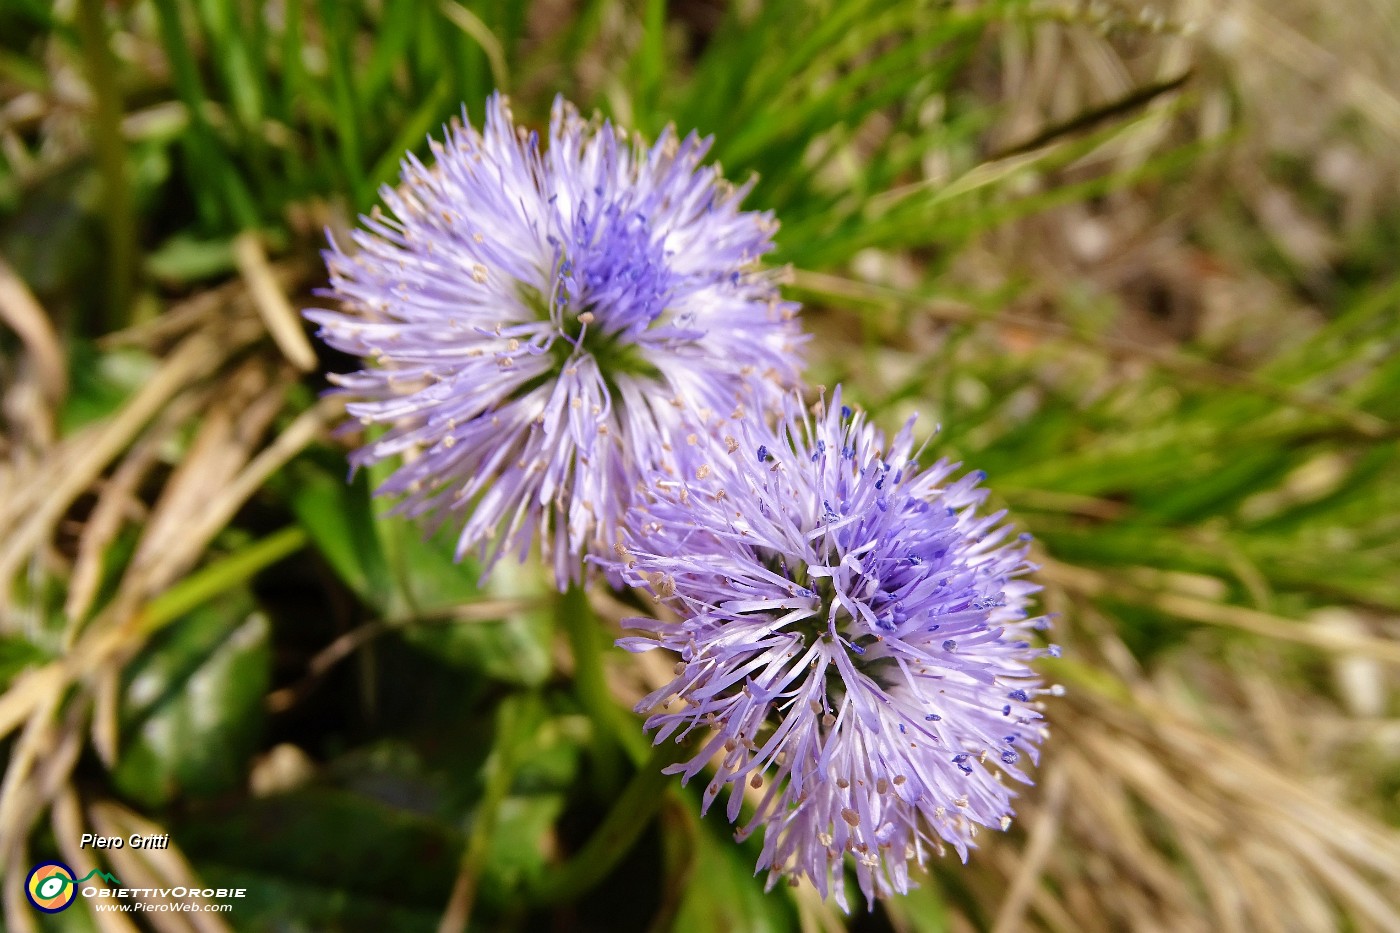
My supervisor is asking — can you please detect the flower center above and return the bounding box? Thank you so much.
[557,201,672,332]
[758,553,879,655]
[516,280,663,386]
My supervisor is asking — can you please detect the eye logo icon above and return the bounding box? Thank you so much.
[26,862,77,912]
[25,862,120,913]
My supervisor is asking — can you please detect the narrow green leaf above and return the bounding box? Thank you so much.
[287,461,394,609]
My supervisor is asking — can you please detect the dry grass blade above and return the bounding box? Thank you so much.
[233,232,318,371]
[52,788,141,933]
[981,843,1082,933]
[125,359,292,596]
[791,270,1393,439]
[0,682,67,858]
[0,622,129,749]
[1222,847,1288,933]
[0,253,66,407]
[439,1,510,90]
[98,260,307,352]
[1238,1,1400,141]
[131,393,340,597]
[0,368,322,926]
[264,621,385,714]
[1065,745,1202,909]
[0,267,323,919]
[3,841,39,933]
[27,697,88,827]
[0,333,218,604]
[0,662,65,741]
[1040,557,1400,664]
[1160,590,1400,665]
[1288,835,1400,930]
[1174,831,1247,933]
[1037,676,1400,931]
[990,767,1067,933]
[91,663,121,768]
[90,801,233,933]
[64,388,208,632]
[1153,716,1400,882]
[437,861,477,933]
[0,704,88,921]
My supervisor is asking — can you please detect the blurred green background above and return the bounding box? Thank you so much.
[2,0,1399,930]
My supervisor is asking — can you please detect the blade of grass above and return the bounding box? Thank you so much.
[367,74,453,193]
[136,527,306,635]
[440,1,509,92]
[75,0,135,328]
[316,0,368,207]
[361,0,423,103]
[438,693,535,933]
[151,0,259,229]
[633,0,666,130]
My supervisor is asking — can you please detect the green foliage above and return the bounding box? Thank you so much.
[671,820,800,933]
[4,0,1400,930]
[114,599,271,806]
[176,788,464,929]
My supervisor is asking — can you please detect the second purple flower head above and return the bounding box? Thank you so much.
[607,388,1053,909]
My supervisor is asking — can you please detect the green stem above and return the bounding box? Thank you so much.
[440,694,531,933]
[75,0,134,328]
[557,582,649,762]
[531,738,689,904]
[561,583,619,788]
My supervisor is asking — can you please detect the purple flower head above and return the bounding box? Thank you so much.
[307,94,803,587]
[605,388,1053,910]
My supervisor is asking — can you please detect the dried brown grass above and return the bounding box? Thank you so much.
[0,257,331,928]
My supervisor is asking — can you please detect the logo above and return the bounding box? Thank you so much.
[25,862,120,913]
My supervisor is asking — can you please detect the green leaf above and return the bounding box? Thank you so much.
[382,519,484,616]
[145,232,238,284]
[479,793,565,894]
[881,874,952,932]
[174,787,464,928]
[398,585,553,688]
[672,818,798,933]
[287,458,394,609]
[112,599,271,807]
[289,452,551,681]
[379,518,553,685]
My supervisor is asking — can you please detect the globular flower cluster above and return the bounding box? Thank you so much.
[604,389,1053,909]
[315,94,1052,911]
[309,94,802,587]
